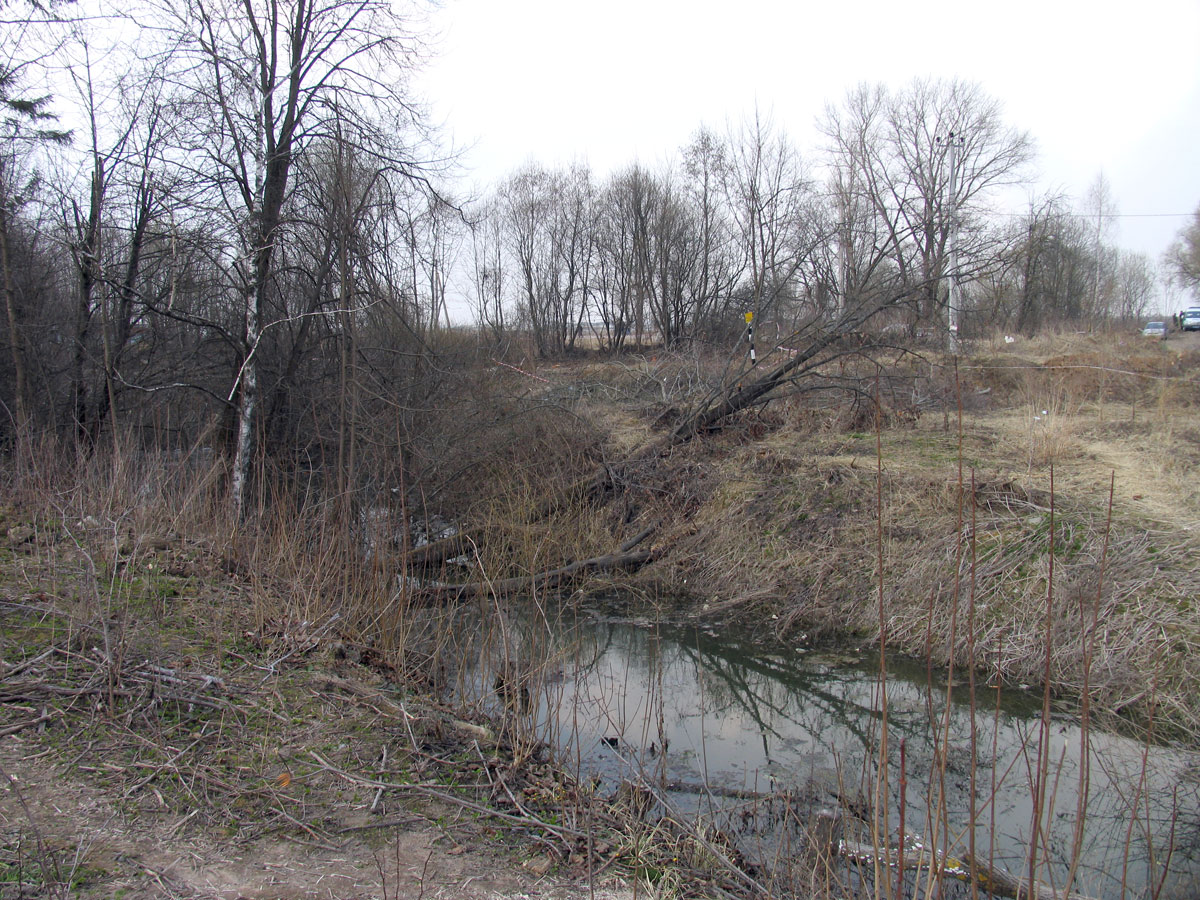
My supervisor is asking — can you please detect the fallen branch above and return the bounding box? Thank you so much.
[1,646,61,680]
[0,709,62,738]
[315,673,415,720]
[403,472,615,572]
[407,533,470,569]
[308,750,582,847]
[838,838,1099,900]
[415,547,655,603]
[660,780,783,801]
[618,524,656,553]
[336,815,425,834]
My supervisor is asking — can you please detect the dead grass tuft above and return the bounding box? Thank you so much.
[884,501,1200,735]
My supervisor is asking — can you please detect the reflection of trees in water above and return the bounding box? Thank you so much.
[566,620,1004,780]
[687,633,1198,895]
[444,605,1200,900]
[578,619,1200,899]
[663,625,942,756]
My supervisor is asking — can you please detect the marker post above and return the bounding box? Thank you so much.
[745,311,755,364]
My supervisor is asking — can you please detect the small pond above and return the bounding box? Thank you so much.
[441,600,1200,899]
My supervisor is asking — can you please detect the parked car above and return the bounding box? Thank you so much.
[1142,321,1168,340]
[1182,309,1200,332]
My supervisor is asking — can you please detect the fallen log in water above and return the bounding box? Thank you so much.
[407,533,470,569]
[406,511,655,574]
[413,547,656,603]
[660,780,783,801]
[837,837,1099,900]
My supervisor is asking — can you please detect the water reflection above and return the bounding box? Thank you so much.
[452,603,1200,899]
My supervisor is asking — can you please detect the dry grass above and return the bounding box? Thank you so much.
[578,332,1200,738]
[3,329,1199,745]
[884,490,1200,732]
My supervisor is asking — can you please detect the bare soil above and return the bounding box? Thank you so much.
[0,736,631,900]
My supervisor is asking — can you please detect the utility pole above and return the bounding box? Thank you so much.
[836,164,856,319]
[1093,208,1101,318]
[937,132,965,354]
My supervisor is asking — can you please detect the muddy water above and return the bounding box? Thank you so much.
[454,605,1200,899]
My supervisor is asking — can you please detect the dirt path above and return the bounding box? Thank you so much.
[0,730,633,900]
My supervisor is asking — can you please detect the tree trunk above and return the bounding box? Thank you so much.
[71,159,104,451]
[229,339,258,521]
[0,206,29,445]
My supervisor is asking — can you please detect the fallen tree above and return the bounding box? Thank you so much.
[413,546,656,603]
[407,290,920,604]
[408,304,897,566]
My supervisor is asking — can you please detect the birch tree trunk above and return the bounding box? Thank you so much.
[164,0,423,516]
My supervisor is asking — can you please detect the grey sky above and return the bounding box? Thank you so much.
[418,0,1200,279]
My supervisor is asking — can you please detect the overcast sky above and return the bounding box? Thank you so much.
[417,0,1200,287]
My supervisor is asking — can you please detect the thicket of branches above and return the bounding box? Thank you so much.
[0,1,1170,517]
[0,0,475,515]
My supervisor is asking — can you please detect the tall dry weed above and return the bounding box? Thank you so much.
[1023,394,1078,469]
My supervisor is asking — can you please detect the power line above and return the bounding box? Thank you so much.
[815,189,1195,220]
[993,211,1196,219]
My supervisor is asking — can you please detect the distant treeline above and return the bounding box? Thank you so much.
[0,3,1169,512]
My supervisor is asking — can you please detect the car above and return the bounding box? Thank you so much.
[1142,321,1168,340]
[1182,309,1200,332]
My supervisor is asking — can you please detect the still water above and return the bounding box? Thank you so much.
[449,602,1200,899]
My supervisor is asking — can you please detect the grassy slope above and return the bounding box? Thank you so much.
[565,331,1200,738]
[0,510,656,899]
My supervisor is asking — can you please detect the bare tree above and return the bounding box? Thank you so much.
[821,79,1033,335]
[724,109,815,328]
[498,165,550,349]
[0,20,70,445]
[1164,204,1200,301]
[974,193,1087,333]
[54,36,181,451]
[149,0,427,515]
[680,126,741,337]
[405,193,461,336]
[642,173,701,347]
[1080,172,1119,318]
[1110,250,1155,322]
[594,163,699,348]
[498,164,593,357]
[468,198,508,343]
[592,164,652,350]
[812,88,907,329]
[819,85,891,313]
